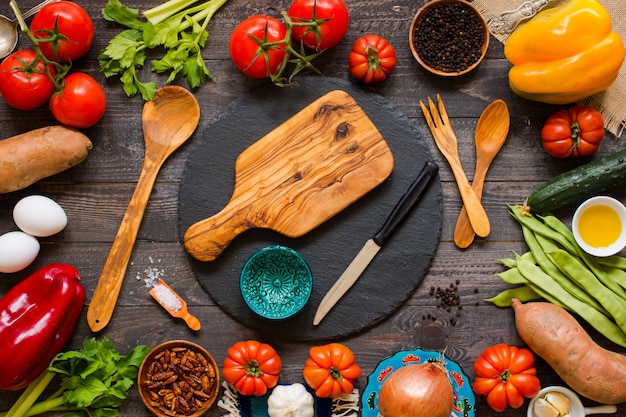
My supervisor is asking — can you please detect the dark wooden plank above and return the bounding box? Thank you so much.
[1,0,626,415]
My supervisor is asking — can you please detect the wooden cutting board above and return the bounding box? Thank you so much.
[177,76,443,341]
[183,90,394,262]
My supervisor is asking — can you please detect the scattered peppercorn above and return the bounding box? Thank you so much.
[413,1,486,73]
[425,280,470,326]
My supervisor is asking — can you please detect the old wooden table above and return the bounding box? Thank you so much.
[1,0,625,415]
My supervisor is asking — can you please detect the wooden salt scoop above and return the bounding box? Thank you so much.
[150,280,201,331]
[184,90,395,262]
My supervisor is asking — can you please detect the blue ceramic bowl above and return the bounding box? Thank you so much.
[240,246,313,320]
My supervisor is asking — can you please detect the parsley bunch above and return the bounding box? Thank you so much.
[99,0,228,100]
[2,337,149,417]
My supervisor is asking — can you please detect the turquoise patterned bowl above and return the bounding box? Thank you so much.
[240,246,313,320]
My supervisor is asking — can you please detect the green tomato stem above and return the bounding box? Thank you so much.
[8,0,70,91]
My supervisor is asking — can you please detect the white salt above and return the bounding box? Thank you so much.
[153,283,183,312]
[143,266,165,287]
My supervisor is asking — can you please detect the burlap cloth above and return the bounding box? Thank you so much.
[472,0,626,137]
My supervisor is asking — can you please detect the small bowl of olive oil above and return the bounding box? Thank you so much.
[572,196,626,257]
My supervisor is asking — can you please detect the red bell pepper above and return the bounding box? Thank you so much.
[0,263,85,391]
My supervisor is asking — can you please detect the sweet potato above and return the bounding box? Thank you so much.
[512,298,626,404]
[0,126,93,194]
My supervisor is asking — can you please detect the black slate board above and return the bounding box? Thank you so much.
[178,77,443,341]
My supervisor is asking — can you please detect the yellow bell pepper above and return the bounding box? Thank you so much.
[504,0,625,104]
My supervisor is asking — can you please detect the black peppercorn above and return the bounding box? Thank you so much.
[413,1,486,73]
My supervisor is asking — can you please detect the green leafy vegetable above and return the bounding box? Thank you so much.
[99,0,228,100]
[1,337,149,417]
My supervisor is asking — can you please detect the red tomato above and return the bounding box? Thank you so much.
[221,340,282,396]
[473,343,541,412]
[288,0,349,50]
[229,15,288,79]
[30,1,94,62]
[541,105,604,158]
[348,34,396,83]
[0,50,56,110]
[50,72,106,128]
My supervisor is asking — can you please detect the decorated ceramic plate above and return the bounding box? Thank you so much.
[361,348,475,417]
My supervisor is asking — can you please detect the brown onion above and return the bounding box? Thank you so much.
[378,362,453,417]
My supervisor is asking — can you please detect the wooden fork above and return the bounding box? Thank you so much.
[420,94,490,237]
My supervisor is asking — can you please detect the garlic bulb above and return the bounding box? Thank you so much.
[267,383,315,417]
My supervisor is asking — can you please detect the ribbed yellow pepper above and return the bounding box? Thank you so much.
[504,0,625,104]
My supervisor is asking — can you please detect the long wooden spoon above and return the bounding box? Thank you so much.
[87,86,200,332]
[453,99,510,248]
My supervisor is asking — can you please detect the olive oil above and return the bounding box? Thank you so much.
[578,204,622,248]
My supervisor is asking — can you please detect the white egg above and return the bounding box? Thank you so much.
[0,231,40,273]
[13,195,68,237]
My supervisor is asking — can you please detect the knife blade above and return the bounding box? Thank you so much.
[313,160,439,325]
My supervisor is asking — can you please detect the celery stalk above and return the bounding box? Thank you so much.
[162,0,228,31]
[144,0,200,25]
[3,372,55,417]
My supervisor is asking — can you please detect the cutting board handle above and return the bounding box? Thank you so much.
[184,206,250,262]
[182,90,394,263]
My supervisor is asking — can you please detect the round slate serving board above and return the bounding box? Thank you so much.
[178,76,443,341]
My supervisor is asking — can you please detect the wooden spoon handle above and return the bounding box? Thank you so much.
[454,180,486,248]
[87,159,160,332]
[183,201,253,262]
[448,160,490,238]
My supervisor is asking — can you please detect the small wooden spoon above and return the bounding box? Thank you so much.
[87,86,200,332]
[453,100,510,248]
[150,280,201,331]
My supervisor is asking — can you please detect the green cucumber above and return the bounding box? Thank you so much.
[526,148,626,214]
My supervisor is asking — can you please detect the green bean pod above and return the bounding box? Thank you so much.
[484,286,541,307]
[516,255,626,347]
[532,232,609,315]
[495,267,529,286]
[598,255,626,271]
[539,213,626,300]
[549,249,626,333]
[509,205,577,253]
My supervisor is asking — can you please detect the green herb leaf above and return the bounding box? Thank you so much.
[101,0,145,30]
[3,338,149,417]
[99,0,228,100]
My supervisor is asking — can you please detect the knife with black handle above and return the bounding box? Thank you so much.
[313,160,439,325]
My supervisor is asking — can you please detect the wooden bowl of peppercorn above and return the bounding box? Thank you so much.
[409,0,489,76]
[137,340,220,417]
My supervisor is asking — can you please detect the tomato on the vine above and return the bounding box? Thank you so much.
[303,343,361,398]
[30,1,94,62]
[222,340,282,397]
[541,105,604,158]
[229,15,288,79]
[50,72,106,128]
[348,34,396,83]
[473,343,541,412]
[288,0,349,51]
[0,50,56,110]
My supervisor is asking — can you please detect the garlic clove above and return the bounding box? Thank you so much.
[544,392,570,415]
[533,398,561,417]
